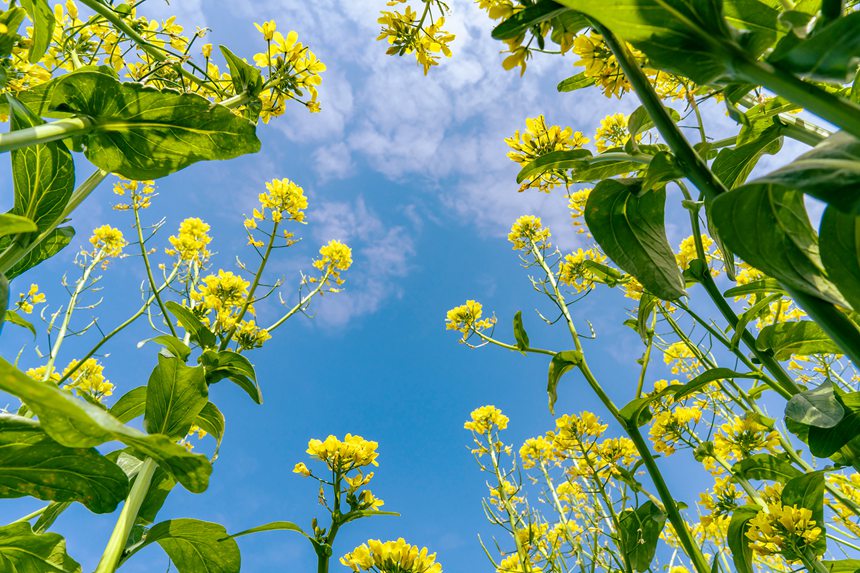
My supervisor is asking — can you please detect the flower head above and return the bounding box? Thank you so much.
[166,217,212,264]
[594,113,637,153]
[445,300,495,338]
[464,405,509,434]
[306,434,379,472]
[505,116,588,192]
[508,215,551,251]
[312,240,353,286]
[89,225,126,263]
[62,358,114,401]
[746,503,823,561]
[341,538,442,573]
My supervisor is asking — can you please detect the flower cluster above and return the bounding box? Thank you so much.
[306,434,380,472]
[445,300,496,339]
[377,1,454,75]
[311,240,353,287]
[15,284,45,314]
[341,538,442,573]
[712,416,780,466]
[112,178,156,211]
[594,113,637,153]
[567,188,592,235]
[505,116,589,192]
[746,503,823,561]
[88,225,127,267]
[191,269,251,332]
[557,247,608,292]
[166,217,212,264]
[573,32,638,98]
[62,358,114,401]
[464,405,510,435]
[508,215,551,251]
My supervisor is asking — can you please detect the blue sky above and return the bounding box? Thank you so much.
[0,1,818,571]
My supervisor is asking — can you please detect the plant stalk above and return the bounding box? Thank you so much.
[0,117,94,153]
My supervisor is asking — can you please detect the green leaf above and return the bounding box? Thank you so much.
[750,132,860,215]
[512,311,529,353]
[557,72,594,92]
[516,148,592,182]
[672,368,765,399]
[712,125,782,189]
[131,519,240,573]
[200,350,262,404]
[195,402,225,457]
[138,466,176,526]
[0,213,38,238]
[820,207,860,311]
[0,522,81,572]
[581,259,624,286]
[547,350,583,414]
[757,321,842,359]
[224,521,308,541]
[19,0,55,63]
[723,279,784,298]
[6,226,74,280]
[723,0,782,57]
[808,391,860,457]
[823,559,860,572]
[19,69,261,179]
[627,105,681,139]
[618,500,666,571]
[0,357,211,493]
[641,151,682,191]
[730,292,782,349]
[219,45,263,99]
[711,184,847,306]
[109,386,147,424]
[0,415,129,512]
[165,301,216,349]
[492,1,572,40]
[635,293,657,344]
[727,506,760,573]
[584,179,685,300]
[736,96,800,145]
[781,471,826,557]
[771,12,860,81]
[144,354,208,439]
[785,381,844,428]
[138,335,191,362]
[8,96,75,233]
[0,9,26,59]
[4,310,36,336]
[33,501,70,534]
[731,453,802,483]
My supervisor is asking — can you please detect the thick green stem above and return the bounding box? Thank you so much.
[785,286,860,368]
[95,457,157,573]
[733,56,860,140]
[0,117,94,152]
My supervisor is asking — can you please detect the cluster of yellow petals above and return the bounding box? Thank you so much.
[377,2,454,75]
[191,270,251,333]
[464,405,510,434]
[112,179,156,211]
[88,225,127,265]
[312,240,353,286]
[712,416,780,465]
[166,217,212,264]
[557,247,608,292]
[445,300,496,337]
[594,113,636,153]
[662,341,702,378]
[341,538,442,573]
[505,116,589,192]
[508,215,551,251]
[567,188,591,235]
[306,434,379,472]
[62,358,115,401]
[746,503,823,560]
[648,406,702,456]
[16,283,45,314]
[572,32,642,98]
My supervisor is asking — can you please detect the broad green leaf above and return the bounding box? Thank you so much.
[8,96,75,232]
[557,72,594,93]
[4,310,36,337]
[736,96,800,145]
[730,292,782,349]
[0,522,81,572]
[224,521,308,540]
[808,391,860,457]
[492,1,571,40]
[219,45,263,98]
[785,381,844,428]
[138,335,191,362]
[0,415,129,512]
[547,350,583,414]
[33,501,70,534]
[723,278,784,298]
[641,151,682,191]
[512,311,529,352]
[584,179,685,300]
[6,226,74,280]
[672,368,766,399]
[771,12,860,81]
[516,148,591,183]
[109,386,147,424]
[138,466,176,526]
[18,69,261,179]
[200,349,262,404]
[823,559,860,572]
[19,0,55,62]
[756,321,842,360]
[820,207,860,311]
[627,105,681,139]
[619,396,654,427]
[0,213,37,238]
[195,402,225,456]
[165,301,216,348]
[131,519,240,573]
[723,0,782,57]
[785,416,860,472]
[781,471,825,558]
[0,9,26,59]
[711,184,847,306]
[712,125,782,189]
[618,501,666,571]
[727,506,759,573]
[0,357,211,493]
[145,354,208,439]
[581,259,624,286]
[749,132,860,214]
[731,453,802,483]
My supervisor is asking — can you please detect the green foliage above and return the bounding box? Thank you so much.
[513,311,530,353]
[18,0,54,63]
[771,12,860,81]
[756,321,843,359]
[165,302,217,349]
[144,355,208,439]
[731,453,802,483]
[819,207,860,311]
[200,350,262,404]
[785,381,845,428]
[727,506,759,573]
[618,501,666,572]
[126,519,240,573]
[4,226,75,280]
[0,521,81,573]
[547,350,583,414]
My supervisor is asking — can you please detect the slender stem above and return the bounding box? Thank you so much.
[44,258,98,378]
[263,276,327,334]
[635,313,656,398]
[12,505,48,523]
[474,330,557,357]
[488,434,532,573]
[0,117,94,152]
[784,286,860,368]
[95,457,157,573]
[133,206,177,337]
[733,56,860,140]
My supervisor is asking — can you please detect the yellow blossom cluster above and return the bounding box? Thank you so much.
[662,341,702,378]
[519,435,556,469]
[557,247,608,292]
[306,434,379,472]
[112,179,156,211]
[746,503,823,560]
[594,113,638,153]
[508,215,551,251]
[341,538,442,573]
[15,284,45,314]
[464,405,510,435]
[712,416,780,465]
[234,320,271,351]
[251,178,308,225]
[445,300,496,339]
[311,240,353,287]
[191,269,251,332]
[88,225,127,266]
[505,116,589,192]
[567,188,591,235]
[62,358,114,401]
[676,234,719,274]
[377,3,454,75]
[696,476,744,541]
[166,217,212,264]
[648,406,702,456]
[573,32,640,98]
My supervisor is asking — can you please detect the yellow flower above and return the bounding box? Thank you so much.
[201,43,212,58]
[573,32,642,98]
[292,462,311,477]
[594,113,636,153]
[662,341,702,378]
[557,248,608,292]
[568,188,591,234]
[648,406,702,455]
[341,538,442,573]
[257,178,308,223]
[464,405,509,434]
[377,7,454,75]
[676,234,718,273]
[519,435,556,469]
[713,416,780,464]
[89,225,126,261]
[306,434,379,472]
[508,215,550,251]
[193,270,250,314]
[235,320,271,350]
[505,115,588,192]
[746,503,822,560]
[312,240,353,285]
[62,358,114,401]
[255,20,277,41]
[166,217,212,263]
[555,411,607,442]
[16,283,46,314]
[26,364,60,384]
[445,300,496,337]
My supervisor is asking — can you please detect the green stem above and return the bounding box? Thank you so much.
[784,286,860,368]
[0,117,94,153]
[133,206,177,338]
[733,56,860,140]
[44,258,98,378]
[12,505,48,523]
[95,457,157,573]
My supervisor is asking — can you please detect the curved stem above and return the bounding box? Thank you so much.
[0,117,94,152]
[133,206,177,338]
[95,457,157,573]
